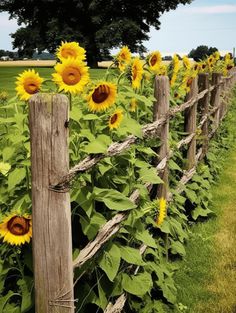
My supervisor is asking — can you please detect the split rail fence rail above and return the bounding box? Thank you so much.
[29,69,236,313]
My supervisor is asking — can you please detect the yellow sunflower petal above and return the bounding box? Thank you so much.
[156,197,167,226]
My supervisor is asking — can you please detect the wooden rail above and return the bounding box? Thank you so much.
[29,69,236,313]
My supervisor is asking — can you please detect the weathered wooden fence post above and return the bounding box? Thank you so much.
[29,94,74,313]
[184,77,198,169]
[153,76,170,199]
[211,73,222,128]
[198,73,210,158]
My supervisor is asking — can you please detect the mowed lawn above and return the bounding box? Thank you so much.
[0,66,108,97]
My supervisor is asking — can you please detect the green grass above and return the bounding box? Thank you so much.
[0,66,108,97]
[167,97,236,313]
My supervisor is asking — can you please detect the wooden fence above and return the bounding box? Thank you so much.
[29,70,236,313]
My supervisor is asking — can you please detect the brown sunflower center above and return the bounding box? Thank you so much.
[187,78,193,87]
[24,81,39,95]
[150,55,157,66]
[62,67,81,85]
[110,113,118,124]
[61,49,76,58]
[227,65,233,70]
[92,85,109,103]
[7,216,30,236]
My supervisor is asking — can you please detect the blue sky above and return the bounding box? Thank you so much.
[0,0,236,55]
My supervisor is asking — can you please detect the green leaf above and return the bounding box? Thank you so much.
[122,272,153,297]
[83,135,112,154]
[0,162,11,176]
[135,229,157,248]
[2,147,15,162]
[82,113,100,120]
[70,105,82,122]
[185,188,197,203]
[8,167,26,191]
[191,207,214,220]
[138,167,163,184]
[157,276,177,304]
[17,277,33,312]
[169,159,182,172]
[170,241,186,257]
[99,244,121,282]
[119,246,145,265]
[119,116,143,138]
[93,187,136,211]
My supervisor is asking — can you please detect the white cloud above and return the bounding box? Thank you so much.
[179,5,236,14]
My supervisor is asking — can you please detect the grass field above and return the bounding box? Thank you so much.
[0,65,109,97]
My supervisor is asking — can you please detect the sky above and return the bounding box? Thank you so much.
[0,0,236,56]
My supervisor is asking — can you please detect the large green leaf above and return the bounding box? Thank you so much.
[17,277,33,312]
[122,272,153,297]
[8,167,26,191]
[119,246,145,265]
[135,229,157,248]
[99,244,121,282]
[138,167,163,184]
[93,187,136,211]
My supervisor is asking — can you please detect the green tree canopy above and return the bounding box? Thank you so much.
[1,0,192,67]
[188,45,218,62]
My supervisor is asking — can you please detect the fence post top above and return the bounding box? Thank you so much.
[29,92,69,104]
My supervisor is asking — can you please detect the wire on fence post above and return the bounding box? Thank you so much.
[211,73,222,129]
[184,77,198,169]
[29,94,74,313]
[198,73,210,159]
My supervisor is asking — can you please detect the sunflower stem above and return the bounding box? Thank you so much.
[68,93,72,110]
[14,247,24,279]
[105,61,115,80]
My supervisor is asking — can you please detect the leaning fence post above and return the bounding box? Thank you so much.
[184,77,198,169]
[211,73,222,128]
[153,76,170,199]
[29,94,74,313]
[198,73,210,158]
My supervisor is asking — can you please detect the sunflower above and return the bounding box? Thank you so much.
[0,213,32,246]
[108,109,123,130]
[87,81,117,112]
[15,69,43,101]
[148,51,162,71]
[131,58,143,89]
[182,56,191,70]
[116,46,131,71]
[56,41,86,62]
[52,58,89,94]
[156,197,167,226]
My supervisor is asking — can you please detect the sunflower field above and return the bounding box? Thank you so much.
[0,41,235,313]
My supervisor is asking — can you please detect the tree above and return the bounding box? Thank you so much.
[0,0,192,67]
[188,45,218,61]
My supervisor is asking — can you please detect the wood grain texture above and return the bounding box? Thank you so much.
[211,73,222,128]
[154,76,170,198]
[198,73,210,158]
[29,94,74,313]
[184,77,198,169]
